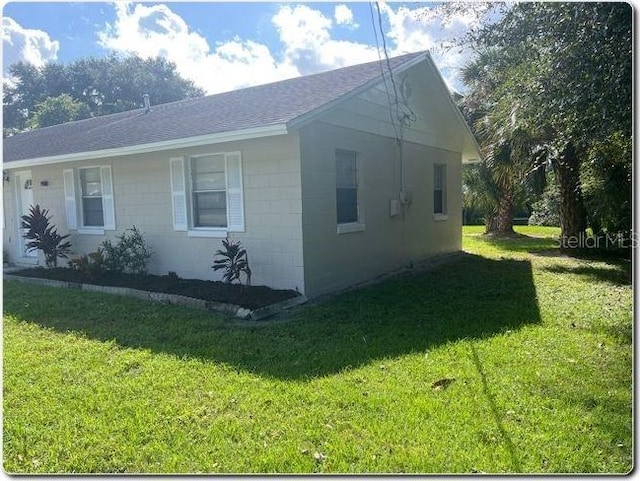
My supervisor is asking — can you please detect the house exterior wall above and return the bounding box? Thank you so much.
[3,60,474,298]
[317,60,474,158]
[3,133,305,292]
[296,60,466,298]
[299,121,462,298]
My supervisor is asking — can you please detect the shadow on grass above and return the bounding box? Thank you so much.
[542,263,632,286]
[477,234,560,254]
[4,253,541,381]
[470,344,522,473]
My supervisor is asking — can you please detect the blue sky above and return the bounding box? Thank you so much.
[2,2,493,94]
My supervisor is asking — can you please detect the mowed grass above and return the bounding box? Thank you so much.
[3,226,632,473]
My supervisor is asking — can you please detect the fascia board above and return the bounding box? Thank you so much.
[3,124,289,169]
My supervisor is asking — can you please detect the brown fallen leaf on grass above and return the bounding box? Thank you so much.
[431,378,455,390]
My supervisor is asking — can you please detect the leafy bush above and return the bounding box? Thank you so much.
[212,239,252,285]
[529,183,561,227]
[100,226,152,274]
[581,131,632,238]
[21,204,72,267]
[68,251,106,279]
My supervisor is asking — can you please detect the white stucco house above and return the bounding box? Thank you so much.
[2,51,480,298]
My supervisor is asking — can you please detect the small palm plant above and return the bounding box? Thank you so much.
[212,238,252,286]
[21,204,72,267]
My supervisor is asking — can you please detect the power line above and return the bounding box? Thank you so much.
[369,1,401,142]
[374,1,401,114]
[370,2,417,131]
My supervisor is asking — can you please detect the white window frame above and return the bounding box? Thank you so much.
[189,154,228,233]
[433,163,448,221]
[171,151,245,238]
[63,165,116,235]
[79,166,104,230]
[336,149,365,235]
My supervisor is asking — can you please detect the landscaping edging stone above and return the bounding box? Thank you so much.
[4,274,307,321]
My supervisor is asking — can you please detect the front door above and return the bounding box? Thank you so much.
[15,170,37,258]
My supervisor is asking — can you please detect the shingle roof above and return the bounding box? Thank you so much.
[3,52,426,163]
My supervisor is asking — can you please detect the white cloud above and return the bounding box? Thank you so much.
[379,2,495,92]
[97,2,491,95]
[273,5,377,75]
[334,4,358,28]
[2,17,59,74]
[98,3,298,94]
[98,2,380,93]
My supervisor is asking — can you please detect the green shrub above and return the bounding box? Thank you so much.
[68,251,106,279]
[528,183,561,227]
[100,226,152,275]
[212,239,252,285]
[20,204,72,267]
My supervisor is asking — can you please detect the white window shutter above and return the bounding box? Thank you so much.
[170,157,188,231]
[100,165,116,230]
[63,169,77,230]
[226,152,245,232]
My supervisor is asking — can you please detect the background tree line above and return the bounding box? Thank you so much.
[458,2,631,251]
[3,54,204,136]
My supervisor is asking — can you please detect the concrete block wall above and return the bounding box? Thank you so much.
[3,133,305,293]
[299,121,462,298]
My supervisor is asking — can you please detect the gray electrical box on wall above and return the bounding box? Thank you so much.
[389,199,401,217]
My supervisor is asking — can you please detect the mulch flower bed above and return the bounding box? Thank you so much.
[10,267,300,311]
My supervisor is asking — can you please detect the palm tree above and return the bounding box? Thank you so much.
[459,49,537,235]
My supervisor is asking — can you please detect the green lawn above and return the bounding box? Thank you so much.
[3,226,632,473]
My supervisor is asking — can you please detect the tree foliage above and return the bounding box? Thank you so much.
[460,2,632,245]
[529,173,561,228]
[27,93,91,129]
[459,45,546,234]
[4,54,204,135]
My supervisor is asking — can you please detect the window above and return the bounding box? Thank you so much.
[191,155,227,228]
[433,163,447,216]
[63,166,115,232]
[80,167,103,226]
[170,152,244,236]
[336,149,359,225]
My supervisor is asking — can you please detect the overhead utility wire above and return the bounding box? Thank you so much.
[374,1,402,115]
[370,1,413,216]
[369,1,401,142]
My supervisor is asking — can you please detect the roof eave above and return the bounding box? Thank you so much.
[3,124,289,169]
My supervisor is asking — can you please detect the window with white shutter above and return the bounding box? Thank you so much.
[172,151,245,236]
[64,166,115,232]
